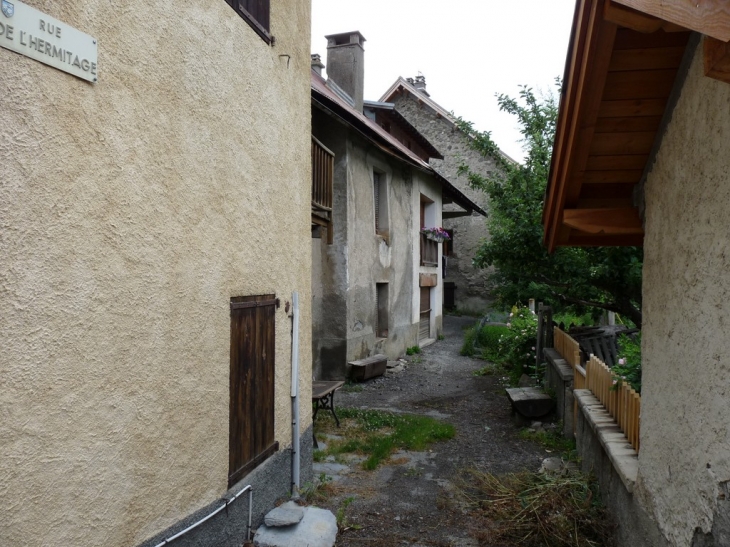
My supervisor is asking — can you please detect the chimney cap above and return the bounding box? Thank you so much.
[325,31,366,50]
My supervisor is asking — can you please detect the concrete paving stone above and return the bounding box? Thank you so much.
[254,506,337,547]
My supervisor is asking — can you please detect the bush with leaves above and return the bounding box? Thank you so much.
[613,333,641,393]
[456,84,643,327]
[498,306,538,379]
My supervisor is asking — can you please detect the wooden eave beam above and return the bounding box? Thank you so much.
[613,0,730,41]
[562,207,643,235]
[705,37,730,84]
[604,0,687,33]
[545,0,618,252]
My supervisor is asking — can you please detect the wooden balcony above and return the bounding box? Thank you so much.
[312,136,334,243]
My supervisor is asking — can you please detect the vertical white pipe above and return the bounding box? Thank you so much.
[291,292,301,495]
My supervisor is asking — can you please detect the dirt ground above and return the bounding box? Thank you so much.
[309,315,552,547]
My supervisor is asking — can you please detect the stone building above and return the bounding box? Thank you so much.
[544,1,730,545]
[311,32,485,380]
[379,76,511,313]
[1,1,312,546]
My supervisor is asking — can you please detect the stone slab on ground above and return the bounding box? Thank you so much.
[264,501,304,527]
[254,506,337,547]
[505,387,554,418]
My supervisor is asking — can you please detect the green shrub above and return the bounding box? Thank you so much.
[460,326,478,357]
[499,306,539,377]
[478,325,509,362]
[613,333,641,393]
[405,345,421,356]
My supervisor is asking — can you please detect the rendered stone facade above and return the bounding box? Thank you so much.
[383,79,507,313]
[0,1,312,545]
[311,82,444,380]
[639,38,730,547]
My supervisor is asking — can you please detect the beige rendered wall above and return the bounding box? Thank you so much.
[639,39,730,546]
[0,1,312,546]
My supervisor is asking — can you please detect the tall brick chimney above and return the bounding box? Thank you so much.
[325,31,366,112]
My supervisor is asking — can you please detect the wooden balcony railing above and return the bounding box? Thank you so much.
[420,233,438,267]
[312,136,334,213]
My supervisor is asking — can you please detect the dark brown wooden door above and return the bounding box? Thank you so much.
[419,287,431,341]
[229,295,278,487]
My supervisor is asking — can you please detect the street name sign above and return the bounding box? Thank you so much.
[0,0,98,82]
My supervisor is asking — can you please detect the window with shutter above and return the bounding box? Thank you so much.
[224,0,272,45]
[229,295,278,487]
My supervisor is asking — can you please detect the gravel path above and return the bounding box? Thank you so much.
[310,315,550,547]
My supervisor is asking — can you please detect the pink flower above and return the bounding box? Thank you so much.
[618,358,626,365]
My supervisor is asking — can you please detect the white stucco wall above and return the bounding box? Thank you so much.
[413,172,444,337]
[639,39,730,546]
[0,1,311,545]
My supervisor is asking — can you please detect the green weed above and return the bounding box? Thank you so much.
[405,345,421,355]
[519,426,577,461]
[313,408,455,470]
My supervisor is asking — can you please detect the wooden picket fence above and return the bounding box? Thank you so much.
[554,327,641,452]
[555,327,581,369]
[585,355,641,452]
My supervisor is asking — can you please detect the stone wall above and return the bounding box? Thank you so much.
[640,38,730,546]
[390,91,502,313]
[0,1,312,545]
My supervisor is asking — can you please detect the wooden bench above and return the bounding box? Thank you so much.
[312,380,345,426]
[312,380,345,449]
[349,354,387,381]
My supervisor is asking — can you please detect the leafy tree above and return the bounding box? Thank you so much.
[456,85,643,328]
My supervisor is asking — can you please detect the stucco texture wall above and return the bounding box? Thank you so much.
[391,92,498,312]
[640,39,730,547]
[0,1,312,545]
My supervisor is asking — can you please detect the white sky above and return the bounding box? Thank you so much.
[311,0,576,162]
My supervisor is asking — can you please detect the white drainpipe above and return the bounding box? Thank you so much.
[291,292,301,496]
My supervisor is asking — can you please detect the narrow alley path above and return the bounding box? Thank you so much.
[310,315,550,547]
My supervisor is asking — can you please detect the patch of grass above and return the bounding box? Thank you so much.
[313,449,327,462]
[472,363,507,377]
[519,426,577,461]
[405,345,421,355]
[336,496,359,530]
[300,473,335,504]
[340,381,363,393]
[457,470,613,547]
[477,325,510,362]
[437,334,445,341]
[314,408,455,470]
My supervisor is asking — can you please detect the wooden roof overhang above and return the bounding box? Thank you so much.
[543,0,701,251]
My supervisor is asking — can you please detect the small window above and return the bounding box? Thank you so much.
[376,283,389,338]
[225,0,273,45]
[374,171,389,237]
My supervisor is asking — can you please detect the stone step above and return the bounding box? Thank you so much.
[254,505,337,547]
[505,387,554,418]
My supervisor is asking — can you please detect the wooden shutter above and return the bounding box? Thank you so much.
[239,0,270,31]
[419,287,431,341]
[229,294,278,487]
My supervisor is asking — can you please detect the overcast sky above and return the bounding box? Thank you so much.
[311,0,576,161]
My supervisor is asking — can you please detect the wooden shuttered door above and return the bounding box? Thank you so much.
[229,295,278,488]
[419,287,431,341]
